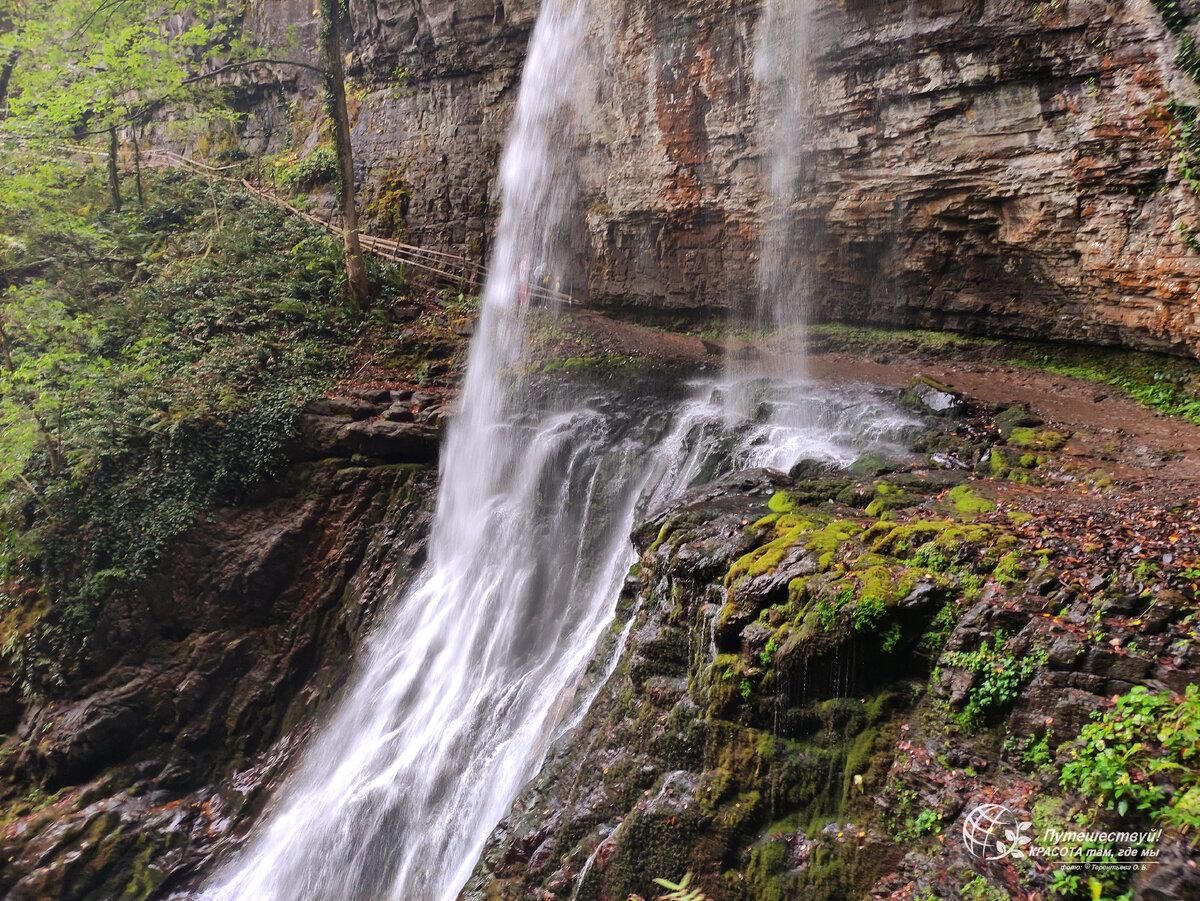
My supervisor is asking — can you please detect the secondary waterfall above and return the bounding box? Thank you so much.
[200,1,913,899]
[724,0,814,422]
[752,0,814,351]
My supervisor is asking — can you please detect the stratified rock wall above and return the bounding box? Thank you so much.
[242,0,1200,355]
[0,414,441,899]
[583,0,1200,353]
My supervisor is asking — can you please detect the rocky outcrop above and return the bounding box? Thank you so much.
[466,401,1200,900]
[239,0,1200,355]
[585,0,1200,358]
[0,409,442,899]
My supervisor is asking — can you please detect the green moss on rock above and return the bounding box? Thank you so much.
[946,484,996,516]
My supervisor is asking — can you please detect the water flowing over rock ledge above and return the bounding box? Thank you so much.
[466,386,1200,901]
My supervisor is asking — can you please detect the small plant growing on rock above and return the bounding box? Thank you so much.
[1062,684,1200,826]
[943,633,1045,731]
[628,872,710,901]
[758,636,779,667]
[899,807,942,840]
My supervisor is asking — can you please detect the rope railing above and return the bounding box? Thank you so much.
[137,146,582,306]
[38,140,581,305]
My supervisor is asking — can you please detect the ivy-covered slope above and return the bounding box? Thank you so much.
[0,162,460,694]
[0,161,466,898]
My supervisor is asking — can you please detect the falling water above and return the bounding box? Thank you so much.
[199,0,911,898]
[201,0,602,897]
[722,0,816,426]
[751,0,814,352]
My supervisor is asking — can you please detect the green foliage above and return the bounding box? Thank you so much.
[0,170,360,692]
[276,145,339,192]
[441,290,480,319]
[992,550,1026,586]
[961,875,1009,901]
[897,807,941,841]
[817,582,856,631]
[1022,730,1053,769]
[878,622,901,653]
[943,633,1045,731]
[1061,685,1200,829]
[851,592,887,632]
[1051,870,1132,901]
[1166,101,1200,197]
[910,541,949,571]
[1150,0,1200,82]
[0,0,247,208]
[759,636,779,667]
[726,515,860,587]
[640,872,710,901]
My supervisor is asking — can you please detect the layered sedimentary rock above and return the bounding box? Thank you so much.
[240,0,1200,355]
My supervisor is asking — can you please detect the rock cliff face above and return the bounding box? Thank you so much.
[244,0,1200,355]
[0,403,441,899]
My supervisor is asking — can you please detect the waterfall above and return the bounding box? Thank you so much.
[752,0,813,354]
[723,0,817,431]
[200,1,604,898]
[198,1,910,898]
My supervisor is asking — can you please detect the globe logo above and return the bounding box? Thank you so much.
[962,804,1032,861]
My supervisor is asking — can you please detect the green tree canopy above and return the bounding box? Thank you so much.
[0,0,245,209]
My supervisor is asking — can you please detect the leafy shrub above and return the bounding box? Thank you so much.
[1061,685,1200,828]
[943,633,1045,731]
[277,145,338,192]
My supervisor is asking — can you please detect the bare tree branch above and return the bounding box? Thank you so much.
[181,57,325,85]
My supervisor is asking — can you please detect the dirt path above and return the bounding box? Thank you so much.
[809,353,1200,485]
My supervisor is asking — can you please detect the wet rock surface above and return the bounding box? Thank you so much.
[241,0,1200,354]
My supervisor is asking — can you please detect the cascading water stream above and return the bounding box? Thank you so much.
[201,0,602,897]
[752,0,813,352]
[723,0,816,427]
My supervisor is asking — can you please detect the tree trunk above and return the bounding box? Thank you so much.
[107,127,122,212]
[319,0,371,309]
[131,129,144,207]
[0,50,18,109]
[0,315,15,373]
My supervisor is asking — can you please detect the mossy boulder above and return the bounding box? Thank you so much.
[994,404,1044,438]
[946,484,996,517]
[902,375,965,416]
[1006,426,1070,451]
